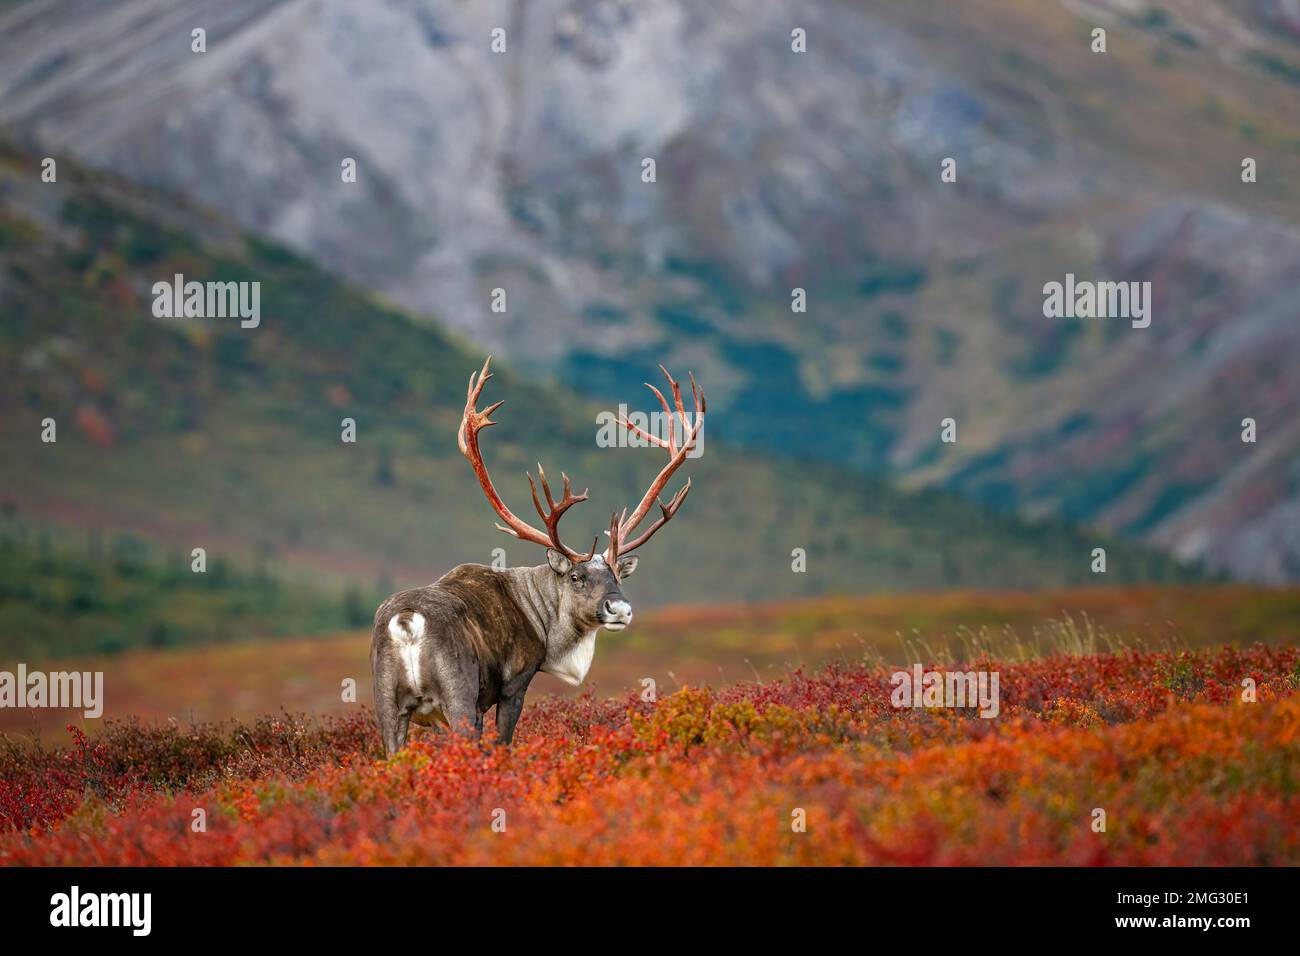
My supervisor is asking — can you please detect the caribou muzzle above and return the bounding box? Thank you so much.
[599,596,633,630]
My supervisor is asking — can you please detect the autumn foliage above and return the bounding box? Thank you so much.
[2,644,1298,865]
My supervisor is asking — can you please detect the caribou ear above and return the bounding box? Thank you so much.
[616,555,639,579]
[546,549,572,575]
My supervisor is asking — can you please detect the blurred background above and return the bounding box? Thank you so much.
[1,0,1298,734]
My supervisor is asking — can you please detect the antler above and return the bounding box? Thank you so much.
[458,356,597,561]
[608,365,705,562]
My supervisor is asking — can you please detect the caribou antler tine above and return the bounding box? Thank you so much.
[644,380,675,454]
[459,358,595,561]
[468,355,493,401]
[606,367,705,562]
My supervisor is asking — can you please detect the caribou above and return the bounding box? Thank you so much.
[370,358,705,754]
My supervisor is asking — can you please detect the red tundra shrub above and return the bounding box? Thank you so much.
[2,645,1297,865]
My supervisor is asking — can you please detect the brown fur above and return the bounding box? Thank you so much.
[370,554,635,754]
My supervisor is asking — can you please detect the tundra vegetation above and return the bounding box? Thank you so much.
[2,639,1298,865]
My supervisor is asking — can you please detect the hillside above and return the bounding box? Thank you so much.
[0,138,1197,660]
[0,527,360,660]
[1,0,1297,580]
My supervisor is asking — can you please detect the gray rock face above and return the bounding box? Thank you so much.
[2,0,1299,580]
[0,0,1063,339]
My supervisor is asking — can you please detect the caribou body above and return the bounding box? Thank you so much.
[370,358,704,754]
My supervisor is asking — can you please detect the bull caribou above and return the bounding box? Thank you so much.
[370,358,705,754]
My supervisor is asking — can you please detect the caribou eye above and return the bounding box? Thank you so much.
[570,573,580,583]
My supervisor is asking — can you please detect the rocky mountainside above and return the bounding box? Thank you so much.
[1,0,1298,579]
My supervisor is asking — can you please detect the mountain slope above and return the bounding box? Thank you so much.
[3,0,1294,580]
[0,138,1197,628]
